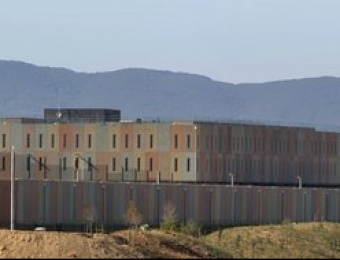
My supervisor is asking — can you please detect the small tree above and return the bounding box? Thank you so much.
[125,200,143,230]
[125,201,143,245]
[82,204,96,235]
[160,201,180,232]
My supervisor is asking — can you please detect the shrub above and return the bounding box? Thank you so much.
[181,220,202,237]
[160,201,180,232]
[125,201,143,230]
[160,218,181,232]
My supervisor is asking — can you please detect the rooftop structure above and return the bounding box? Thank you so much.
[44,108,121,123]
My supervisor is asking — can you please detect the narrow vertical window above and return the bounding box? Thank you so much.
[2,134,6,148]
[150,134,153,149]
[26,155,31,172]
[1,156,6,171]
[88,134,92,148]
[125,157,129,171]
[112,157,116,171]
[174,134,178,149]
[187,158,191,172]
[187,135,191,149]
[137,157,141,172]
[88,157,92,172]
[39,134,43,148]
[62,157,67,171]
[74,157,79,169]
[137,134,141,148]
[149,157,153,171]
[2,156,5,171]
[174,158,178,172]
[63,134,67,148]
[112,134,116,148]
[75,134,79,148]
[125,134,129,149]
[39,157,43,171]
[51,134,55,148]
[26,134,30,148]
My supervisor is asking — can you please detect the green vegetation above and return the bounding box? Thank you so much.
[160,218,181,232]
[205,222,340,258]
[120,200,340,258]
[180,220,202,237]
[159,200,203,237]
[124,201,143,230]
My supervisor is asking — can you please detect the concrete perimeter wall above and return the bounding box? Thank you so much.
[0,180,338,229]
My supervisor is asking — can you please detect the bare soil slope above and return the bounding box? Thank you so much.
[0,229,223,259]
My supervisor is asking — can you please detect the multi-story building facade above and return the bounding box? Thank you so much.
[0,108,339,187]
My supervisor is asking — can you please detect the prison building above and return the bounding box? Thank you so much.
[0,108,339,187]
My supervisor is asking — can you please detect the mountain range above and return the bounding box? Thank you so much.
[1,59,340,130]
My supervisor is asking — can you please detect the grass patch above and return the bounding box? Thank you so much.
[205,222,340,258]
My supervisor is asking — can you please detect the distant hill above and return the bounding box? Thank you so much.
[1,59,340,129]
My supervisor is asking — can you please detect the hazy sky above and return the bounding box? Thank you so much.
[0,0,339,83]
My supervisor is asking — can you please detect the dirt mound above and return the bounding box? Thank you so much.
[0,229,221,258]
